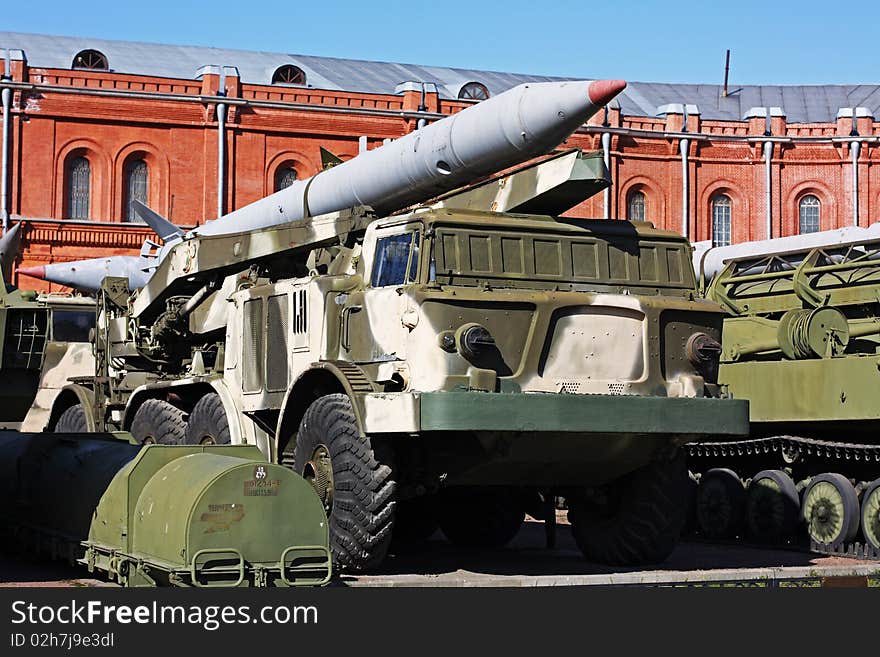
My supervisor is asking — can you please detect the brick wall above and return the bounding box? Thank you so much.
[1,60,877,292]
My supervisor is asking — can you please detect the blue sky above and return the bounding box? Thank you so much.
[2,1,873,85]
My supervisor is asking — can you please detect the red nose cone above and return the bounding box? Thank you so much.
[588,79,627,107]
[18,265,46,280]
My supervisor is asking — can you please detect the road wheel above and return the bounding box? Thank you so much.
[293,394,396,572]
[696,468,745,539]
[745,469,800,543]
[129,399,186,445]
[54,404,87,432]
[567,453,687,566]
[437,487,525,548]
[860,478,880,551]
[802,473,860,548]
[184,393,231,445]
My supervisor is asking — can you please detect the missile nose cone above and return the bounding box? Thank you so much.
[18,265,46,280]
[588,79,627,107]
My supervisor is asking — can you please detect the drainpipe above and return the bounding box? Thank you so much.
[417,82,427,130]
[679,137,689,238]
[1,49,11,233]
[216,69,227,218]
[851,141,861,227]
[601,130,611,219]
[764,140,774,239]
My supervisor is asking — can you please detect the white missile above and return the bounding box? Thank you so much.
[18,255,153,292]
[694,221,880,283]
[195,79,626,235]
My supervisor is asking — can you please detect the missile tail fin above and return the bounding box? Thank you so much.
[0,223,23,284]
[320,147,345,170]
[132,200,184,243]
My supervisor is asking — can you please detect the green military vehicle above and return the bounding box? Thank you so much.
[0,224,94,430]
[46,150,748,571]
[690,233,880,555]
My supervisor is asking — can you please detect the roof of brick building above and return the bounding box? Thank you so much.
[2,31,878,123]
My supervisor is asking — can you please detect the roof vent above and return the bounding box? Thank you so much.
[458,81,490,101]
[272,64,306,86]
[72,49,108,70]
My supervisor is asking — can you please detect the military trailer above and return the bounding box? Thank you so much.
[43,146,748,571]
[690,234,880,555]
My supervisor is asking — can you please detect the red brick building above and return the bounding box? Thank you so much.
[1,32,879,291]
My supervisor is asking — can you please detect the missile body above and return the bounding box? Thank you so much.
[18,255,153,292]
[20,79,626,291]
[195,79,625,236]
[695,221,880,283]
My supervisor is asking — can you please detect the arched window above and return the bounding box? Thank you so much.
[271,65,306,86]
[458,82,490,101]
[711,194,732,247]
[65,156,91,220]
[72,49,108,70]
[799,194,820,234]
[124,159,148,222]
[627,190,645,221]
[274,166,298,192]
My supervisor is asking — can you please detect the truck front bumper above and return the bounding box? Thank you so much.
[362,391,749,439]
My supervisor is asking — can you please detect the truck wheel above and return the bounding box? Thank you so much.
[185,393,231,445]
[130,399,186,445]
[437,487,525,548]
[54,404,87,432]
[293,394,396,572]
[568,453,687,566]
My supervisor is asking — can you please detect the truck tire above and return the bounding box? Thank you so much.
[54,404,87,432]
[437,487,525,548]
[185,393,231,445]
[293,393,396,572]
[130,399,186,445]
[567,453,687,566]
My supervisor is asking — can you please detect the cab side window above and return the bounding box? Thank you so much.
[371,232,420,287]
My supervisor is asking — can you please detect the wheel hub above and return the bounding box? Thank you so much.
[804,482,844,544]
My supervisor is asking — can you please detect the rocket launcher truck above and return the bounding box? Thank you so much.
[42,80,749,571]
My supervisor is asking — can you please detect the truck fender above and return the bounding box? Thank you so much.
[274,362,374,463]
[48,384,97,432]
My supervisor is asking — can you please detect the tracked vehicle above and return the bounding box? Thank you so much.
[690,233,880,556]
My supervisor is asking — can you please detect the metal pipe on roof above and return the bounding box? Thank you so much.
[601,131,611,219]
[216,70,227,218]
[852,140,861,227]
[217,101,226,217]
[764,140,774,239]
[679,138,689,238]
[1,50,11,233]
